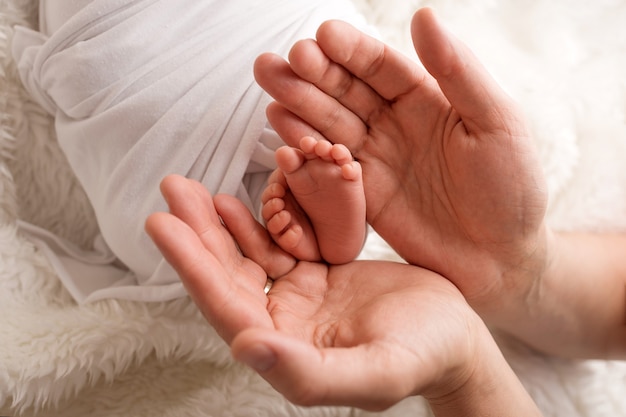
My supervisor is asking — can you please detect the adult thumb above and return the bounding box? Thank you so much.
[411,8,518,134]
[231,328,424,411]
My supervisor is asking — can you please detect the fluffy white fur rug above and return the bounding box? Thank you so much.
[1,0,625,416]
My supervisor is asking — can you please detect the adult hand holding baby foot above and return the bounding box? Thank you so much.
[254,7,549,320]
[146,174,540,416]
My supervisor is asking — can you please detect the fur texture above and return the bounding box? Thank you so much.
[1,0,625,416]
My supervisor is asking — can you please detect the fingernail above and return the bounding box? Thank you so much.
[237,344,277,373]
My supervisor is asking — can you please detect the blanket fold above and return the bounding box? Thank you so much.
[11,0,371,303]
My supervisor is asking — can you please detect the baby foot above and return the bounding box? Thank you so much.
[262,167,321,262]
[262,136,366,264]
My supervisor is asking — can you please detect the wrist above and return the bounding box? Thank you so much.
[425,318,542,417]
[473,222,553,325]
[504,230,626,358]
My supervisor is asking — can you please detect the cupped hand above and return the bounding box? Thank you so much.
[145,174,485,411]
[253,8,549,315]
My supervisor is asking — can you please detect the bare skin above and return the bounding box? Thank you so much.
[254,7,548,326]
[262,136,365,264]
[254,8,626,359]
[143,6,625,415]
[145,174,542,416]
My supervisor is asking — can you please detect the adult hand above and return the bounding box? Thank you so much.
[254,8,549,316]
[145,174,487,411]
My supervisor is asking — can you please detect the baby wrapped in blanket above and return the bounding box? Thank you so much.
[12,0,373,303]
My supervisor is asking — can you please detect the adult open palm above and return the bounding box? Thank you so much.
[145,174,484,410]
[254,8,549,312]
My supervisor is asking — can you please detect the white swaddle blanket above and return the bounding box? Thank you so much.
[12,0,372,303]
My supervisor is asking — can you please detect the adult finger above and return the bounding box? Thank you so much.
[157,175,240,265]
[145,210,242,338]
[146,176,271,342]
[265,101,322,148]
[157,174,219,232]
[231,328,427,411]
[411,8,520,134]
[145,210,213,294]
[315,19,434,102]
[254,53,367,150]
[213,193,297,279]
[288,38,387,125]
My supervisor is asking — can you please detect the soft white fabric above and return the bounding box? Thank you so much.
[1,0,626,416]
[38,0,92,36]
[10,0,372,303]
